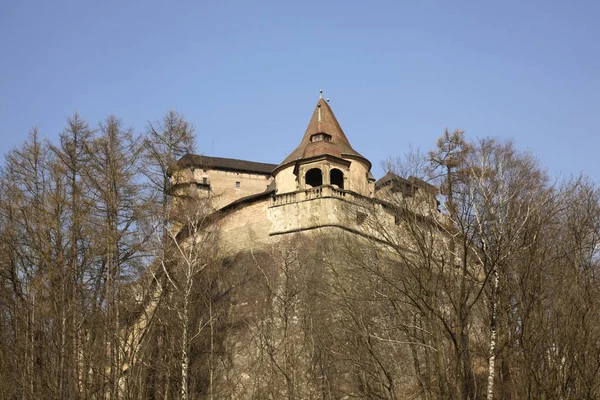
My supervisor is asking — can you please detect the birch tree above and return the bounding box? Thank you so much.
[459,139,550,399]
[158,198,217,400]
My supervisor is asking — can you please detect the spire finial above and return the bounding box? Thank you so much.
[317,103,321,123]
[318,90,324,123]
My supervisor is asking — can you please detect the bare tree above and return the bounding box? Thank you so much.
[1,114,599,400]
[454,138,551,400]
[84,116,153,398]
[0,130,54,399]
[153,197,217,400]
[144,111,196,239]
[49,114,96,398]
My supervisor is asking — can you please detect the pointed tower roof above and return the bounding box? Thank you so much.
[277,98,371,169]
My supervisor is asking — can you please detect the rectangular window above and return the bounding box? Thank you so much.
[202,177,208,185]
[236,181,241,189]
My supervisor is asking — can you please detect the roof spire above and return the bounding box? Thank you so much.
[276,96,371,170]
[319,89,323,99]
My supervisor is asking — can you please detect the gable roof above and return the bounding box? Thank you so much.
[278,98,370,169]
[177,154,277,175]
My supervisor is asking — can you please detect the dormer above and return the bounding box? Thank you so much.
[310,133,332,143]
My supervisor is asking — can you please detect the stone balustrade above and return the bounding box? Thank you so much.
[271,192,297,206]
[271,185,353,206]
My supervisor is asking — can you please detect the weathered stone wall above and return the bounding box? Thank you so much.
[217,197,274,256]
[136,177,445,398]
[346,157,372,196]
[215,184,400,256]
[273,164,297,194]
[174,168,273,210]
[268,185,400,241]
[269,189,348,235]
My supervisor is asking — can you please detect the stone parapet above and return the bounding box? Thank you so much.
[271,185,352,207]
[268,185,365,236]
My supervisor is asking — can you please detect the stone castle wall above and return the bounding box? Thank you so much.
[214,182,436,254]
[217,198,274,256]
[173,167,273,210]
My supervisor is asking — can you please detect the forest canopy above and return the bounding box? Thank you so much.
[0,115,598,399]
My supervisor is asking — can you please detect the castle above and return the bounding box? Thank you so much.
[171,95,436,253]
[156,95,440,398]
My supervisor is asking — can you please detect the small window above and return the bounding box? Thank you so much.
[310,133,332,143]
[202,177,208,185]
[235,181,241,189]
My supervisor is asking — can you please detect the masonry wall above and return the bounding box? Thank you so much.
[273,165,297,194]
[346,157,372,196]
[269,194,347,235]
[165,179,445,398]
[210,182,438,258]
[174,168,273,210]
[217,198,274,256]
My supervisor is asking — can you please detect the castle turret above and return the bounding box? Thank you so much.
[273,97,374,196]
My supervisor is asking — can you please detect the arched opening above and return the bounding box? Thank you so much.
[305,168,323,188]
[330,169,344,189]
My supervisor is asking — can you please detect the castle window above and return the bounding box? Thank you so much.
[236,181,241,189]
[305,168,323,188]
[202,177,208,185]
[330,169,344,189]
[310,133,332,143]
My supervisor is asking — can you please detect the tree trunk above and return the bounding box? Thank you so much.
[180,291,189,400]
[486,269,499,400]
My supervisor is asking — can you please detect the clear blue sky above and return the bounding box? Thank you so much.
[1,0,599,180]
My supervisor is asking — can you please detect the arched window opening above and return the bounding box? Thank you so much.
[330,169,344,189]
[305,168,323,188]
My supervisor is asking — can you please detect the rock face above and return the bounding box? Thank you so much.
[144,96,440,398]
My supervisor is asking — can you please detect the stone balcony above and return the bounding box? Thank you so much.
[270,185,353,207]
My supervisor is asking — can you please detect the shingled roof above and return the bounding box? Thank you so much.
[177,154,277,175]
[278,98,370,169]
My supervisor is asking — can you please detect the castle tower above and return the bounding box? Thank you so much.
[273,97,375,197]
